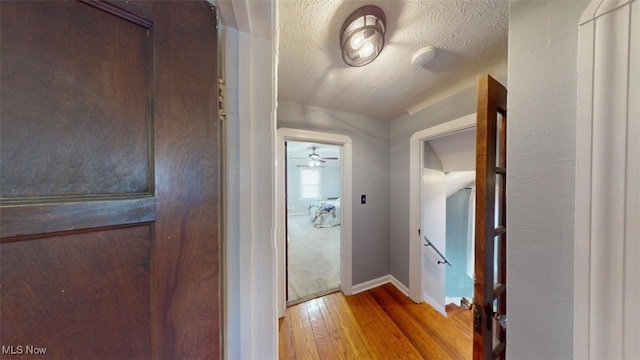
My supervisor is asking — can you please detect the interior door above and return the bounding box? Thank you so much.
[0,1,220,358]
[421,142,447,314]
[473,74,507,360]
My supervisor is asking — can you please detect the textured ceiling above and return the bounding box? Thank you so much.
[278,0,508,120]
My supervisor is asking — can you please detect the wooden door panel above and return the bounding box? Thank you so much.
[0,198,155,239]
[0,0,152,199]
[1,226,151,359]
[153,2,220,357]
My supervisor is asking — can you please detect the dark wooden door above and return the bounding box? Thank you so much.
[0,1,220,358]
[473,74,507,360]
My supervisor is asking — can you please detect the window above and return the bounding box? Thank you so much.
[299,168,321,200]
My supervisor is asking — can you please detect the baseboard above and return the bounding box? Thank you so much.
[351,274,410,297]
[389,275,409,296]
[424,292,447,316]
[352,275,392,294]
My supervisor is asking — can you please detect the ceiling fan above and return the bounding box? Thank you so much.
[308,147,338,162]
[291,147,338,167]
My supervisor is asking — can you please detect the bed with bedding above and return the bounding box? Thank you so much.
[308,198,341,228]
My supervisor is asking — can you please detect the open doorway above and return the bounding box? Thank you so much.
[420,126,476,315]
[428,131,477,308]
[408,113,476,313]
[276,128,353,317]
[410,109,503,322]
[285,141,342,305]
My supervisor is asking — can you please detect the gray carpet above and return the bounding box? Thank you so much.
[287,214,340,303]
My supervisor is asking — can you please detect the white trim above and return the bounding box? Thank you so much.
[352,275,393,295]
[575,1,639,357]
[424,292,447,316]
[221,7,278,356]
[408,113,476,303]
[579,0,636,25]
[575,12,595,359]
[276,128,353,317]
[351,274,410,297]
[219,1,279,358]
[390,275,410,296]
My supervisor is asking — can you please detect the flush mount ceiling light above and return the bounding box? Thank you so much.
[340,5,386,67]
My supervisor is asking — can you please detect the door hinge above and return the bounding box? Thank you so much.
[418,229,421,236]
[218,78,226,121]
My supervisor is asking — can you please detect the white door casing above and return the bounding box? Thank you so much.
[276,128,353,317]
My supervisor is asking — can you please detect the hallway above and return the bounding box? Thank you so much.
[279,283,472,359]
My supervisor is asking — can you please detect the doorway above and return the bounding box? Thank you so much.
[408,113,476,311]
[276,128,353,316]
[419,125,477,315]
[285,141,342,304]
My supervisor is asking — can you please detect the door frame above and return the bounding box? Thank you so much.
[408,113,476,304]
[276,128,353,317]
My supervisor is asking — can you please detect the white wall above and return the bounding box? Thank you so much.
[278,101,390,285]
[507,1,588,358]
[421,142,447,314]
[321,166,341,200]
[390,85,483,286]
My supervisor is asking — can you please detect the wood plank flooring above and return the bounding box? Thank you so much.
[279,283,473,359]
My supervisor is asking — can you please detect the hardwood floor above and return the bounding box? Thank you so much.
[279,283,473,359]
